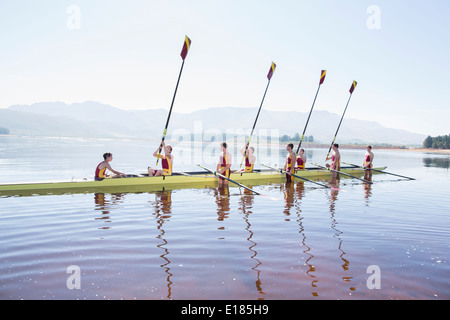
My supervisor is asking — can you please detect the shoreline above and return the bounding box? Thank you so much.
[378,148,450,155]
[3,134,449,155]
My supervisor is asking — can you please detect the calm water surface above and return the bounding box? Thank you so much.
[0,136,449,299]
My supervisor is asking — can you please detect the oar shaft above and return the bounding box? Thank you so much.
[297,83,321,154]
[240,80,271,168]
[343,162,415,180]
[312,162,372,184]
[326,93,353,160]
[157,59,185,165]
[261,164,330,188]
[197,164,260,195]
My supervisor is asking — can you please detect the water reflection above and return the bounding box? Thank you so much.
[282,181,318,297]
[282,181,305,219]
[93,193,125,229]
[151,190,173,300]
[423,157,450,169]
[237,189,266,297]
[363,182,373,205]
[90,182,361,299]
[215,187,230,231]
[327,181,355,293]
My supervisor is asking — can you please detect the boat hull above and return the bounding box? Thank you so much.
[0,166,386,196]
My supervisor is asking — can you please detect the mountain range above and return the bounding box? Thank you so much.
[0,101,426,145]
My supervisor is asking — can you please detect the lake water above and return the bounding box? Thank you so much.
[0,135,449,300]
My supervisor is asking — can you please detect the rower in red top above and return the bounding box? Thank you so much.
[148,140,173,176]
[326,143,341,181]
[283,143,296,182]
[94,152,126,181]
[363,145,374,180]
[238,142,256,173]
[217,142,232,186]
[296,148,306,172]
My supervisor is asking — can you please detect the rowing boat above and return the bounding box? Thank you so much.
[0,166,386,196]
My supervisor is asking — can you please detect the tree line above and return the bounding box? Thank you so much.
[280,133,314,143]
[0,127,9,134]
[423,134,450,149]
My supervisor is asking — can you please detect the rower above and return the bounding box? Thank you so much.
[326,143,341,180]
[95,152,126,181]
[217,142,232,186]
[363,145,374,180]
[296,148,306,172]
[239,142,256,173]
[283,143,296,182]
[148,140,173,176]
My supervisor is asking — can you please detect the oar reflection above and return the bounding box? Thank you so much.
[238,188,266,296]
[151,189,173,300]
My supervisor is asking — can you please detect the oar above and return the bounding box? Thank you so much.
[156,35,192,166]
[325,80,357,161]
[343,162,416,180]
[311,162,373,184]
[197,164,261,195]
[240,62,276,168]
[296,70,326,154]
[261,164,336,190]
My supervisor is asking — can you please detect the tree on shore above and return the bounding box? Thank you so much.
[0,127,9,134]
[423,134,450,149]
[280,133,314,143]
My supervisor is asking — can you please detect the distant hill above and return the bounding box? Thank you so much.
[0,101,426,145]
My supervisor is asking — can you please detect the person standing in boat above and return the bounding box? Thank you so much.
[283,143,297,182]
[217,142,232,186]
[95,153,126,181]
[296,148,306,172]
[363,145,374,180]
[239,142,256,173]
[148,140,173,176]
[326,143,341,180]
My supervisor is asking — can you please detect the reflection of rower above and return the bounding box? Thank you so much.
[215,186,230,224]
[283,181,295,218]
[93,193,124,228]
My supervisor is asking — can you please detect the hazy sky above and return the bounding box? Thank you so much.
[0,0,448,136]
